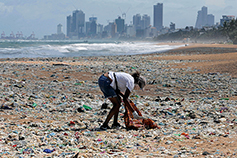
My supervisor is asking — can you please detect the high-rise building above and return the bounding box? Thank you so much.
[90,20,97,36]
[133,14,141,30]
[85,17,98,36]
[57,24,63,34]
[141,14,150,29]
[85,22,91,35]
[207,14,214,26]
[89,17,97,22]
[115,16,125,34]
[73,10,85,33]
[67,10,85,39]
[153,3,163,31]
[66,15,72,37]
[86,17,97,36]
[195,11,202,29]
[133,14,150,30]
[201,6,208,26]
[104,22,117,38]
[44,24,65,40]
[97,24,103,34]
[195,6,215,28]
[127,25,136,37]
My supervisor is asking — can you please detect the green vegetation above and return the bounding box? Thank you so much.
[155,19,237,44]
[221,19,237,44]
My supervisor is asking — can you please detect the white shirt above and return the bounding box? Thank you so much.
[108,71,134,93]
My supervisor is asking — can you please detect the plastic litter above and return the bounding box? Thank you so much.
[0,54,236,157]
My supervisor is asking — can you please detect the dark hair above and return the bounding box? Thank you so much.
[131,71,140,84]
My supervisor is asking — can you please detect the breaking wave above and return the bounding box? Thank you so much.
[0,40,183,58]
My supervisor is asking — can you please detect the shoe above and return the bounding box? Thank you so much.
[132,111,146,119]
[100,124,111,130]
[112,123,121,129]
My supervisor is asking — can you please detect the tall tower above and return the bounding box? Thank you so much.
[72,10,85,37]
[207,14,214,26]
[195,6,214,28]
[153,3,163,31]
[66,15,72,37]
[66,10,85,39]
[89,17,97,22]
[195,10,202,28]
[201,6,208,26]
[89,17,97,35]
[115,16,125,33]
[133,14,141,30]
[141,14,150,29]
[57,24,63,34]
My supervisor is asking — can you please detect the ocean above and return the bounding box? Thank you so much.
[0,40,183,58]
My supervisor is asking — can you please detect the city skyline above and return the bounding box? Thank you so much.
[0,0,237,38]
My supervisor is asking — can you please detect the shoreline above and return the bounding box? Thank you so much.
[1,42,237,77]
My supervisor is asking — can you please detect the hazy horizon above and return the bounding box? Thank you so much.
[0,0,236,38]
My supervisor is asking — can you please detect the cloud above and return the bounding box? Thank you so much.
[14,1,55,20]
[205,0,226,7]
[9,0,71,21]
[0,2,13,15]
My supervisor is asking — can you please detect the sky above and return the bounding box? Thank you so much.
[0,0,236,38]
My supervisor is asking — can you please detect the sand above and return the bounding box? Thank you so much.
[0,43,236,157]
[156,43,237,78]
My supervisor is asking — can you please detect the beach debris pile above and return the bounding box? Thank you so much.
[0,55,237,157]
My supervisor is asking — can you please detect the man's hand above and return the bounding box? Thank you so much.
[116,89,124,98]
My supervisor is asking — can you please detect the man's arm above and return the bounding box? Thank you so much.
[122,88,135,112]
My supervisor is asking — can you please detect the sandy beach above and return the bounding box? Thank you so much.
[0,43,236,157]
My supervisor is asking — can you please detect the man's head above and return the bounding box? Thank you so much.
[132,71,146,90]
[138,75,146,90]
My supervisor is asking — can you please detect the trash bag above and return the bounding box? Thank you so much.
[124,100,159,130]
